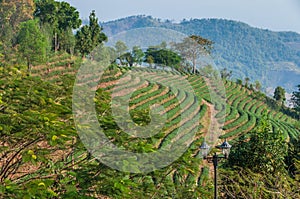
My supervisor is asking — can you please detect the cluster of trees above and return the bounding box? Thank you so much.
[75,10,107,58]
[0,0,215,76]
[114,41,182,69]
[233,77,262,93]
[0,0,35,62]
[220,116,300,198]
[107,35,213,74]
[0,0,107,70]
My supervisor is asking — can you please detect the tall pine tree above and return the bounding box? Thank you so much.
[75,10,107,58]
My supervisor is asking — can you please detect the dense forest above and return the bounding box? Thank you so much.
[0,1,300,198]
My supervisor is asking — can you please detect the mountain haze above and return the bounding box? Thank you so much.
[101,16,300,93]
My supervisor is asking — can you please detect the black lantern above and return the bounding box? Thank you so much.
[199,141,210,159]
[217,140,232,159]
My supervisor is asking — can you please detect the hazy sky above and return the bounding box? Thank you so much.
[63,0,300,33]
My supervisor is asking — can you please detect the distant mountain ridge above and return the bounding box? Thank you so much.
[101,15,300,93]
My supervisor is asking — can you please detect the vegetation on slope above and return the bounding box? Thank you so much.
[1,1,300,198]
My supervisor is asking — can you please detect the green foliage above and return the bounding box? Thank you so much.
[75,10,107,58]
[219,167,299,198]
[35,0,81,51]
[114,40,128,65]
[0,65,214,198]
[0,0,35,62]
[220,119,299,198]
[0,66,77,198]
[120,52,134,66]
[274,86,286,105]
[255,80,262,91]
[236,79,243,85]
[75,25,92,57]
[228,116,288,175]
[0,41,4,64]
[132,46,145,65]
[59,28,76,54]
[115,40,128,57]
[286,138,300,179]
[146,55,154,67]
[17,19,49,70]
[1,6,300,196]
[2,58,300,198]
[145,47,181,68]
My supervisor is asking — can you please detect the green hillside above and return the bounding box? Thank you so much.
[1,1,300,198]
[2,52,299,198]
[30,53,300,143]
[102,16,300,93]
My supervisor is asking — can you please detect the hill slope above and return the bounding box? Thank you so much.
[1,55,299,198]
[30,55,300,144]
[101,16,300,93]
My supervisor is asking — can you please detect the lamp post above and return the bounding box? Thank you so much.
[200,140,232,199]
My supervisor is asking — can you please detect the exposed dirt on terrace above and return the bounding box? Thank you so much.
[110,75,140,97]
[237,97,252,110]
[243,97,258,112]
[130,85,170,110]
[32,57,75,72]
[158,95,178,113]
[96,71,125,90]
[224,111,240,126]
[165,94,194,123]
[112,80,149,98]
[224,114,248,134]
[155,101,202,149]
[129,83,159,102]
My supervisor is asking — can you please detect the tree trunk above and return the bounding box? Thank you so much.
[27,57,31,74]
[192,58,196,74]
[54,32,59,52]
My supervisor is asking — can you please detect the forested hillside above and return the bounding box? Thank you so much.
[102,16,300,93]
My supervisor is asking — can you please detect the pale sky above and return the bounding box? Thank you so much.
[63,0,300,33]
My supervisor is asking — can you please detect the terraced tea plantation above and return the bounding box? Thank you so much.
[27,53,300,198]
[32,54,299,145]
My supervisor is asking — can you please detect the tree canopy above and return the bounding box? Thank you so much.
[145,47,181,68]
[0,0,35,60]
[220,116,299,198]
[132,46,144,65]
[34,0,81,51]
[17,19,48,71]
[75,10,107,58]
[274,86,286,105]
[228,117,288,174]
[172,35,213,74]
